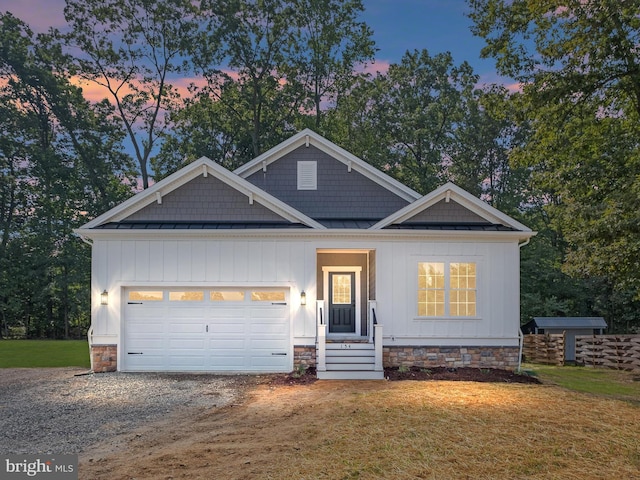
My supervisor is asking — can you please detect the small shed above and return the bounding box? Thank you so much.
[521,317,607,362]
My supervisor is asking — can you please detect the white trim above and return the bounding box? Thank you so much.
[382,337,520,347]
[322,266,363,337]
[234,129,421,203]
[413,256,483,320]
[371,182,532,232]
[75,227,535,242]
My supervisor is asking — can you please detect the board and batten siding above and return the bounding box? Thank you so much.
[90,235,522,358]
[372,239,520,347]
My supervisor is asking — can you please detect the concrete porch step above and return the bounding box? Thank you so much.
[326,354,374,364]
[317,370,385,380]
[325,362,376,371]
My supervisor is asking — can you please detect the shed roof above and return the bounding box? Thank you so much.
[530,317,608,329]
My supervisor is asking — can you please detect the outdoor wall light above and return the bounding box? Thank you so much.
[100,290,109,306]
[300,290,307,306]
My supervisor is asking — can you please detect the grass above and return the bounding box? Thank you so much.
[524,363,640,404]
[0,339,90,368]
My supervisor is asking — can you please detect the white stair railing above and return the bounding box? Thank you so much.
[316,300,326,372]
[369,301,383,372]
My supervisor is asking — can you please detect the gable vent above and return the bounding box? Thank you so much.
[297,161,317,190]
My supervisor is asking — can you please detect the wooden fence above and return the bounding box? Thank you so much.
[523,333,565,366]
[576,335,640,372]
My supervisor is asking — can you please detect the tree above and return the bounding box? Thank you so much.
[287,0,375,129]
[62,0,199,189]
[469,0,640,117]
[195,0,302,159]
[152,84,257,177]
[0,12,130,337]
[329,49,478,194]
[469,0,640,306]
[449,85,531,214]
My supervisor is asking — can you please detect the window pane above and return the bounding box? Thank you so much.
[251,291,286,302]
[417,271,445,317]
[418,263,444,287]
[211,291,245,301]
[418,290,444,317]
[450,263,476,290]
[169,291,204,301]
[129,291,163,301]
[450,278,477,317]
[332,274,352,304]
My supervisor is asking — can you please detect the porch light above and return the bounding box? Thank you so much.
[300,290,307,306]
[100,290,109,306]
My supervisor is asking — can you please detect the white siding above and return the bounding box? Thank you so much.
[89,234,523,367]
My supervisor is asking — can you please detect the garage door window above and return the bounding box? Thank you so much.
[210,291,245,301]
[129,291,163,301]
[169,291,204,301]
[251,291,286,302]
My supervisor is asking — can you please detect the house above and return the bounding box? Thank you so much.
[521,317,607,362]
[75,129,535,379]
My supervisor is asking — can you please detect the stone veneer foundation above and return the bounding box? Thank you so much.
[294,346,316,368]
[93,344,518,373]
[383,346,520,370]
[293,345,520,371]
[91,345,117,372]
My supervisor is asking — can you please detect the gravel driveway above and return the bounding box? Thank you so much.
[0,368,253,455]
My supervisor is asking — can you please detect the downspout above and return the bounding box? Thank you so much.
[518,237,530,372]
[87,325,94,373]
[77,232,94,372]
[517,328,524,373]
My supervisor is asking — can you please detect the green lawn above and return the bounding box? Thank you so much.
[0,340,90,368]
[525,362,640,403]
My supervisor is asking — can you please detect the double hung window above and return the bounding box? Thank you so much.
[418,262,477,317]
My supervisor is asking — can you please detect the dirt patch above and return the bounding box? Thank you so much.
[79,378,640,480]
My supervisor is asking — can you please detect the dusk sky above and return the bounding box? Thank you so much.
[2,0,509,87]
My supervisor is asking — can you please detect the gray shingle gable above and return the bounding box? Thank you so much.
[124,175,288,223]
[244,145,410,219]
[400,199,490,225]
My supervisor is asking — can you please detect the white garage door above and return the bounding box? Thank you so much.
[122,287,291,372]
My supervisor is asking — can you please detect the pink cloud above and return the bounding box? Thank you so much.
[4,0,67,32]
[170,76,210,98]
[476,72,525,93]
[356,59,391,76]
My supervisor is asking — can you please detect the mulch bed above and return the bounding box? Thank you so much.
[270,366,540,385]
[385,366,540,384]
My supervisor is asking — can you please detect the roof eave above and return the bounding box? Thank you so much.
[74,227,536,242]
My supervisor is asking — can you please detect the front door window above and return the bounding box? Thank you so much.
[329,272,356,334]
[332,274,352,304]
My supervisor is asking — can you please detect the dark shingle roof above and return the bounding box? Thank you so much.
[521,317,607,333]
[94,221,310,230]
[383,222,516,231]
[530,317,608,329]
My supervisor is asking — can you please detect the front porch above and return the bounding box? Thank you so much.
[315,300,384,380]
[313,249,384,379]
